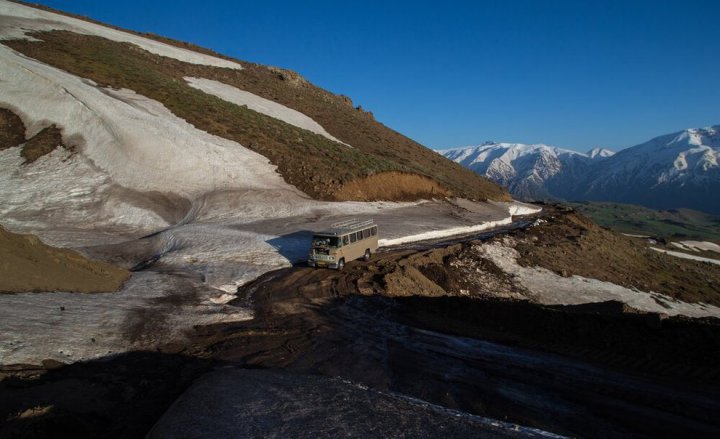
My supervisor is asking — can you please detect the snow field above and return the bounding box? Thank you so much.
[0,271,253,365]
[0,45,288,196]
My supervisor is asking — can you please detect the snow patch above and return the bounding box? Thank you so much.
[676,240,720,253]
[185,77,347,145]
[502,201,542,216]
[650,247,720,266]
[0,272,253,365]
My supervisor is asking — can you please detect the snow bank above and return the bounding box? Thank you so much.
[0,0,243,69]
[497,201,542,216]
[476,238,720,318]
[650,247,720,266]
[379,217,513,247]
[376,201,539,247]
[185,77,348,145]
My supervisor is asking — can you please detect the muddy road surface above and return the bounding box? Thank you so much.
[186,244,720,438]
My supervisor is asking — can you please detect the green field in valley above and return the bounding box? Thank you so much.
[570,201,720,243]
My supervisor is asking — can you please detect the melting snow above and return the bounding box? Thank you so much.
[0,43,292,232]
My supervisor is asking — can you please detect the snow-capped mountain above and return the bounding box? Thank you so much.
[442,126,720,213]
[439,142,612,200]
[577,125,720,213]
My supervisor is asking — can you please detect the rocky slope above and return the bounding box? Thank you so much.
[442,125,720,214]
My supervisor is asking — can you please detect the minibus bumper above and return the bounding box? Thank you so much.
[307,259,339,269]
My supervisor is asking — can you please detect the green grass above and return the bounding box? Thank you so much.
[570,201,720,242]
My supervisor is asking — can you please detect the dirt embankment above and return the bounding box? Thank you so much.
[0,226,130,293]
[511,206,720,306]
[332,172,451,201]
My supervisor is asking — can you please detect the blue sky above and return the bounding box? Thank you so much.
[35,0,720,151]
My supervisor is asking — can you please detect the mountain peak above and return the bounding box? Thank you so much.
[587,147,614,159]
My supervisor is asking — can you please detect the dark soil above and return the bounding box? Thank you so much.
[510,205,720,306]
[0,107,70,164]
[0,108,26,150]
[189,250,720,437]
[20,125,67,164]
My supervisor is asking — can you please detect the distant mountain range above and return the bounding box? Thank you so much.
[441,125,720,214]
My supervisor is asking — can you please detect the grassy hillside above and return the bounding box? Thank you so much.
[571,201,720,242]
[514,208,720,306]
[3,24,507,202]
[0,225,129,293]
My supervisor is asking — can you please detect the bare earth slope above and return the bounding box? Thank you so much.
[0,225,129,293]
